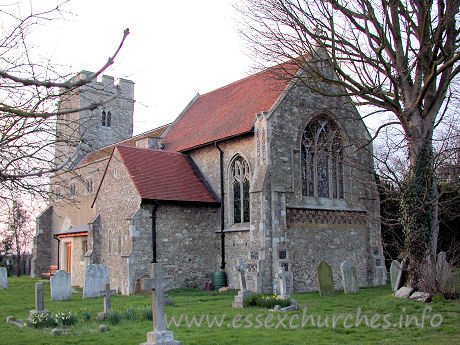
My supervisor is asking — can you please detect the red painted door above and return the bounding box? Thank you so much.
[65,242,72,273]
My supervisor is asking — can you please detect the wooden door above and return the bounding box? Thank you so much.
[65,242,72,273]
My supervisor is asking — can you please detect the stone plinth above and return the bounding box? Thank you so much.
[141,331,181,345]
[232,290,251,309]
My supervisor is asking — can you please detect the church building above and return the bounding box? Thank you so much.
[31,62,387,295]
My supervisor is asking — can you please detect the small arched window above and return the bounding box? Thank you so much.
[301,115,343,198]
[102,110,112,127]
[230,156,250,223]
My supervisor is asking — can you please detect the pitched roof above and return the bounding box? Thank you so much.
[115,145,218,203]
[79,123,171,166]
[161,63,297,152]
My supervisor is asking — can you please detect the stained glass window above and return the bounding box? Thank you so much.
[231,156,251,223]
[301,116,343,198]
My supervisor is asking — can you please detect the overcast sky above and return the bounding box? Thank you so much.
[27,0,254,134]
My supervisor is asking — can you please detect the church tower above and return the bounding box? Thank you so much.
[55,71,134,166]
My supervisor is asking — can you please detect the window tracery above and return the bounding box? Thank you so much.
[230,156,250,223]
[301,115,343,198]
[102,110,112,127]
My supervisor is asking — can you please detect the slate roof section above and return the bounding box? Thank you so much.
[161,63,297,152]
[54,224,89,237]
[115,145,219,203]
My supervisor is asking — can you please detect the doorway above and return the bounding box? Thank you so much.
[65,242,72,273]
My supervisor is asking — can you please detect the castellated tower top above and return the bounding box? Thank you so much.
[55,71,135,167]
[71,70,134,100]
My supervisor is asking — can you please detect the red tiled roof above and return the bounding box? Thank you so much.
[162,64,297,151]
[115,145,218,203]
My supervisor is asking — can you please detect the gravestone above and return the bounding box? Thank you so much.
[394,286,414,299]
[340,259,359,294]
[373,266,387,286]
[394,257,408,292]
[29,282,49,321]
[232,258,250,309]
[390,260,401,292]
[50,270,72,301]
[140,263,181,345]
[436,251,452,291]
[0,267,7,289]
[134,274,151,294]
[97,283,116,319]
[275,267,290,299]
[83,264,110,298]
[316,261,334,296]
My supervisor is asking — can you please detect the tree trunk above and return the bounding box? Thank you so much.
[400,134,439,292]
[16,250,21,277]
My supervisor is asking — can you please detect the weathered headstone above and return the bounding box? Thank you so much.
[0,267,7,289]
[373,266,387,286]
[50,270,72,301]
[134,274,151,294]
[29,282,49,321]
[97,283,116,319]
[276,267,290,299]
[436,251,452,291]
[316,261,334,296]
[394,286,414,299]
[409,291,432,303]
[390,260,401,292]
[140,263,181,345]
[340,259,359,294]
[83,264,110,298]
[394,256,408,292]
[232,258,250,309]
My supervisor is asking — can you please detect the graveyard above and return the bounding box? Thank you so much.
[1,275,459,345]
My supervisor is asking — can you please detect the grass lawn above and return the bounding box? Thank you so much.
[0,276,459,345]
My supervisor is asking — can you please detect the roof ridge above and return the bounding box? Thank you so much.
[199,61,296,97]
[115,144,182,155]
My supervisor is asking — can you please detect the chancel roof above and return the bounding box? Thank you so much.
[161,63,297,152]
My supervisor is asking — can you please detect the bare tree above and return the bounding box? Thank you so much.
[0,200,31,276]
[239,0,460,292]
[0,1,129,207]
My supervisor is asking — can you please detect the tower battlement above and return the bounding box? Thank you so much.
[55,71,135,167]
[70,71,134,100]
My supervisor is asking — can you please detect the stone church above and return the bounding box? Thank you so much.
[31,63,387,295]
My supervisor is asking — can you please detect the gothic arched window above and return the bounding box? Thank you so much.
[230,156,250,223]
[301,115,343,198]
[102,110,112,127]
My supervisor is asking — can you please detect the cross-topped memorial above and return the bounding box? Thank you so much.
[276,266,290,299]
[97,283,116,318]
[232,258,251,309]
[234,258,248,292]
[140,263,181,345]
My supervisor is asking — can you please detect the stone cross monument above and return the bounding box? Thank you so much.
[232,258,251,309]
[235,258,248,292]
[98,282,116,319]
[29,282,49,321]
[276,267,290,299]
[140,263,181,345]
